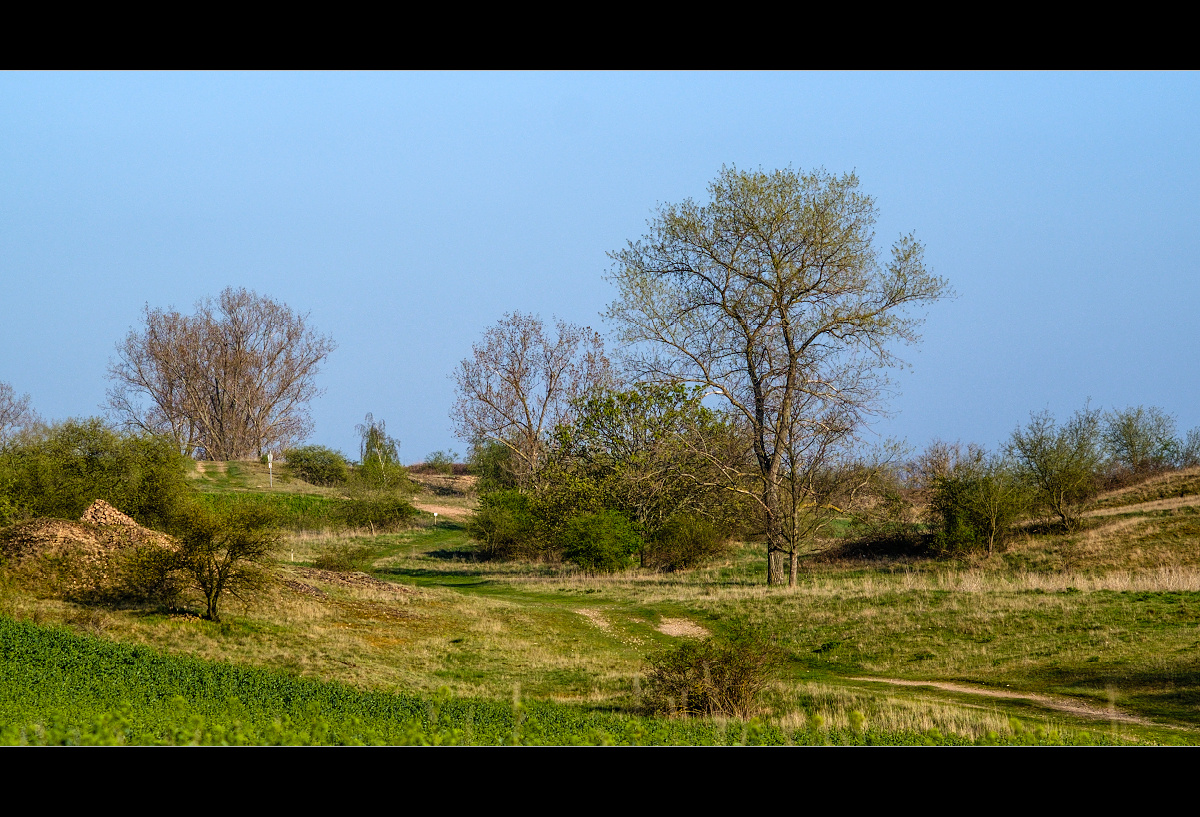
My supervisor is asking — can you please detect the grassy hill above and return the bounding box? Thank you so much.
[4,463,1200,744]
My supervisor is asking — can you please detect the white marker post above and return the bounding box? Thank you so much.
[267,451,273,487]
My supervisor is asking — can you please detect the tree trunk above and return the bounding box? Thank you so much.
[760,467,790,585]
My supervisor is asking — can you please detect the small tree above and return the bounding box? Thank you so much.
[560,510,642,573]
[355,413,409,491]
[930,452,1030,557]
[451,312,612,487]
[552,383,748,567]
[171,500,280,622]
[1008,406,1103,530]
[1102,406,1179,475]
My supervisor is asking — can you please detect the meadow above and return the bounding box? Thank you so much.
[2,463,1199,745]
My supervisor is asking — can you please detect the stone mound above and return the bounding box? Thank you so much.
[81,499,139,527]
[0,505,176,599]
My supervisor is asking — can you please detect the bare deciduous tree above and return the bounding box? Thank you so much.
[107,287,336,460]
[605,166,949,584]
[0,381,38,443]
[451,312,612,486]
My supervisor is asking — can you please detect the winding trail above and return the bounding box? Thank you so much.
[849,677,1162,726]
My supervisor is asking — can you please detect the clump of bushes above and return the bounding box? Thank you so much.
[0,419,191,529]
[284,446,350,487]
[561,510,641,573]
[646,514,727,571]
[644,624,783,719]
[334,490,418,532]
[465,490,538,560]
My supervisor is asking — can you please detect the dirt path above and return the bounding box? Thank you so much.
[410,499,474,522]
[1086,492,1200,517]
[850,677,1162,726]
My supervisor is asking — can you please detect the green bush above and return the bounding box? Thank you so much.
[423,450,458,476]
[644,625,783,719]
[929,458,1029,557]
[468,440,519,492]
[334,490,417,532]
[560,510,641,573]
[284,446,349,487]
[117,544,186,606]
[646,514,727,571]
[0,419,191,528]
[466,490,539,560]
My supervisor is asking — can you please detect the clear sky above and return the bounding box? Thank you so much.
[2,71,1197,463]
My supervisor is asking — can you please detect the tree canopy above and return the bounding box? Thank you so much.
[605,166,949,584]
[107,287,336,461]
[451,312,612,487]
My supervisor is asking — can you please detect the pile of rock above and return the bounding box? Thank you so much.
[81,499,139,528]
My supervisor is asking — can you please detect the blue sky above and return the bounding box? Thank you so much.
[2,72,1197,462]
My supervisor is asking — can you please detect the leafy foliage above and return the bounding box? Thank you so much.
[169,499,281,621]
[647,513,728,571]
[468,440,520,492]
[1008,406,1104,530]
[422,450,459,475]
[930,454,1030,557]
[284,445,350,486]
[355,413,411,492]
[465,490,539,560]
[0,418,191,528]
[605,166,949,584]
[560,510,642,573]
[1102,406,1180,476]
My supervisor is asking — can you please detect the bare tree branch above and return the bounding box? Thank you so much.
[107,287,336,460]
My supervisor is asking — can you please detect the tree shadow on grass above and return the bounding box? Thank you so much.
[1035,659,1200,727]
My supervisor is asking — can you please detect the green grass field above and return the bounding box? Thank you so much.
[3,464,1199,744]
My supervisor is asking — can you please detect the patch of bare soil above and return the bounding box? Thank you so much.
[852,677,1163,727]
[284,565,415,595]
[410,501,474,522]
[657,618,709,638]
[577,608,611,630]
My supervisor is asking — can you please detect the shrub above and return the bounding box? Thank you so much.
[1008,406,1103,530]
[560,510,641,573]
[334,490,418,532]
[466,490,539,560]
[1102,406,1179,476]
[117,543,186,606]
[646,514,727,571]
[644,624,783,719]
[423,450,458,476]
[929,456,1030,557]
[169,499,281,622]
[0,419,190,528]
[468,440,520,492]
[284,446,350,487]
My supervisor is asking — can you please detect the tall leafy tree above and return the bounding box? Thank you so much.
[605,166,948,584]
